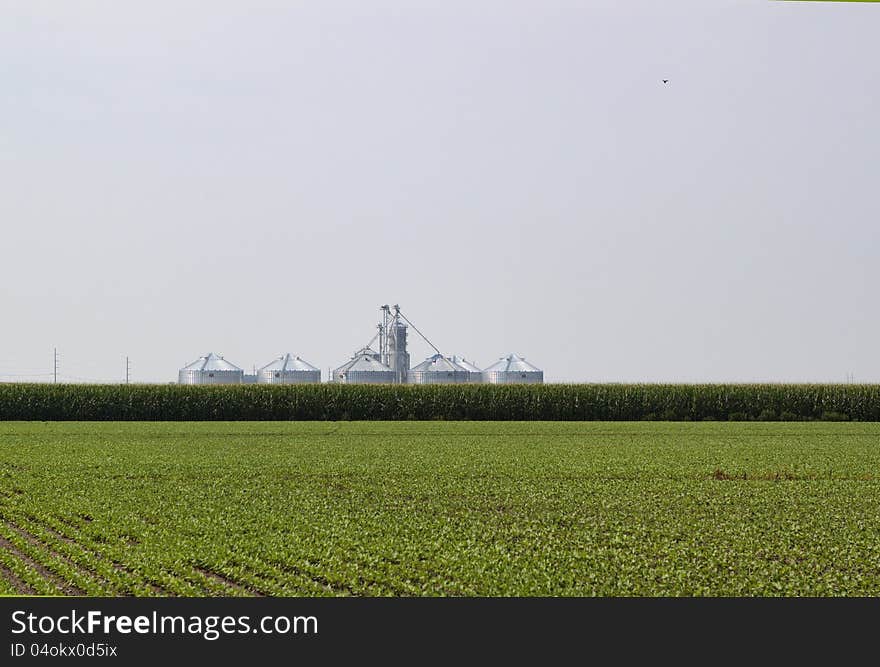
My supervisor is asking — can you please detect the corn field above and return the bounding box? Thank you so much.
[0,383,878,421]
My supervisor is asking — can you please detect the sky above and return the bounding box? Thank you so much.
[1,0,878,384]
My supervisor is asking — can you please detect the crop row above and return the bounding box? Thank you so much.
[2,422,880,596]
[0,383,878,421]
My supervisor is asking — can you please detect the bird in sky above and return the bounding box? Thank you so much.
[662,79,669,84]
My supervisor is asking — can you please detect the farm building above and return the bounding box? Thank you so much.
[482,354,544,384]
[407,354,471,384]
[450,356,483,383]
[178,353,244,385]
[174,304,546,384]
[333,347,396,384]
[257,354,321,384]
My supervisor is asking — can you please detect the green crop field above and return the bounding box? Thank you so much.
[1,421,879,596]
[3,383,879,421]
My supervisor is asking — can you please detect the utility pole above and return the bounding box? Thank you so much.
[125,356,131,385]
[53,347,58,384]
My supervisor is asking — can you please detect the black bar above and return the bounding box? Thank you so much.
[2,597,876,663]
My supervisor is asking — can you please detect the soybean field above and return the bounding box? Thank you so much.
[1,421,879,596]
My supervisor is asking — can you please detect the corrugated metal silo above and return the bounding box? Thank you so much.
[333,347,395,384]
[178,353,244,385]
[258,354,321,384]
[385,321,410,383]
[482,354,544,384]
[407,354,470,384]
[451,356,483,383]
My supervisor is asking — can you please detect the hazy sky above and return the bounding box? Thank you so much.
[1,1,878,384]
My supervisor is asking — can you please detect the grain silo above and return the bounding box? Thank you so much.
[257,354,321,384]
[333,347,395,384]
[407,354,470,384]
[482,354,543,384]
[178,352,244,385]
[378,305,410,383]
[451,356,483,383]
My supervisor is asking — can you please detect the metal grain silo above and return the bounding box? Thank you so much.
[333,347,395,384]
[482,354,543,384]
[257,354,321,384]
[178,352,244,385]
[379,305,410,383]
[451,356,484,383]
[407,354,470,384]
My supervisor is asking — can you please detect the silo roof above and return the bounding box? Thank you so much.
[181,352,242,372]
[451,356,482,373]
[260,354,319,373]
[484,354,542,373]
[410,354,467,373]
[336,348,392,373]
